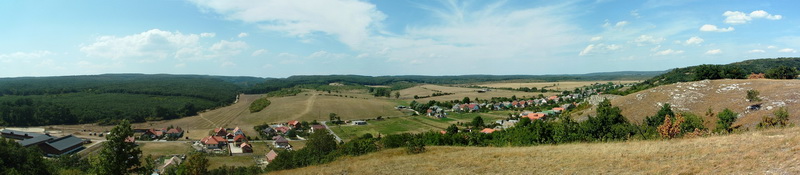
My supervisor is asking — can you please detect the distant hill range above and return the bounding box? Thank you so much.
[244,71,665,94]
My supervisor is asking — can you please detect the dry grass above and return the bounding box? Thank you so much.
[208,156,257,169]
[575,79,800,129]
[274,127,800,174]
[480,80,640,90]
[139,142,192,158]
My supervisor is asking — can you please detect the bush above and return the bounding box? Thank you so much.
[405,137,426,154]
[714,109,738,133]
[746,90,761,102]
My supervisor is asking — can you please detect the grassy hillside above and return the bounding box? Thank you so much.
[0,74,264,126]
[575,79,800,129]
[275,127,800,174]
[620,57,800,94]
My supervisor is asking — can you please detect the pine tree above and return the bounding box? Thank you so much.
[92,120,142,174]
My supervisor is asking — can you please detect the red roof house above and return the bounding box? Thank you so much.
[288,120,300,128]
[240,143,253,153]
[266,150,278,162]
[480,128,496,134]
[200,136,227,149]
[213,127,228,137]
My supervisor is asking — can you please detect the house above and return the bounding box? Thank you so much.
[124,136,136,144]
[38,135,85,156]
[480,128,496,134]
[274,135,290,148]
[288,120,300,128]
[439,130,447,134]
[213,127,228,137]
[548,96,559,101]
[468,103,479,112]
[542,110,557,116]
[240,143,253,153]
[232,127,244,136]
[166,127,184,138]
[511,101,519,108]
[200,136,228,149]
[352,121,367,125]
[273,126,290,134]
[552,107,566,113]
[266,150,278,162]
[310,125,327,133]
[157,156,183,174]
[233,134,247,144]
[143,129,165,139]
[523,113,546,120]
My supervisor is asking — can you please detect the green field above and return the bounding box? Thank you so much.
[331,113,508,140]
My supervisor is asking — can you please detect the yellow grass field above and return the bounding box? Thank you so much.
[479,80,640,90]
[139,142,192,158]
[275,127,800,174]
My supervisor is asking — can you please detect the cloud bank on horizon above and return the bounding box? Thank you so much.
[1,0,799,78]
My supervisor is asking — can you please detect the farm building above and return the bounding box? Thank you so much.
[274,135,290,148]
[37,135,85,156]
[352,121,367,125]
[310,125,327,133]
[200,136,228,149]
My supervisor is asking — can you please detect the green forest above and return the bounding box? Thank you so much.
[0,74,264,126]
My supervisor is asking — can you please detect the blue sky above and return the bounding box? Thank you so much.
[1,0,799,78]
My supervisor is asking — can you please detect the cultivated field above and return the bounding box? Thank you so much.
[398,84,557,103]
[275,127,800,174]
[138,142,192,158]
[479,80,640,90]
[576,79,800,129]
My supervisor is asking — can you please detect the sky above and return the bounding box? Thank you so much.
[1,0,799,78]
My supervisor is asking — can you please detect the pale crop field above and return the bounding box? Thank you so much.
[479,80,640,90]
[398,84,558,103]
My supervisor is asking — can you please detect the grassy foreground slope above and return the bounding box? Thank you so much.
[275,127,800,174]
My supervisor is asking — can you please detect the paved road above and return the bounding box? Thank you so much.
[321,121,343,143]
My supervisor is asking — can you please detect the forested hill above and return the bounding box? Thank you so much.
[244,71,664,94]
[0,74,265,126]
[618,57,800,95]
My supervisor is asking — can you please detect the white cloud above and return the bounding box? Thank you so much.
[615,21,629,27]
[80,29,248,63]
[630,10,640,18]
[0,51,54,62]
[750,10,782,20]
[200,33,216,37]
[210,40,248,55]
[81,29,201,60]
[633,35,664,45]
[251,49,268,56]
[356,53,369,58]
[309,50,348,59]
[767,45,777,49]
[705,49,722,55]
[237,32,248,38]
[590,36,603,41]
[699,24,734,32]
[684,36,704,45]
[189,0,386,48]
[654,49,683,56]
[175,63,187,68]
[748,49,766,53]
[724,10,782,24]
[779,48,797,53]
[579,43,621,56]
[191,1,585,64]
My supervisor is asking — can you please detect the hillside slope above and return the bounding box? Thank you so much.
[618,79,800,128]
[274,127,800,174]
[577,79,800,129]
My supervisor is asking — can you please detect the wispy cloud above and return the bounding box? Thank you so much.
[699,24,734,32]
